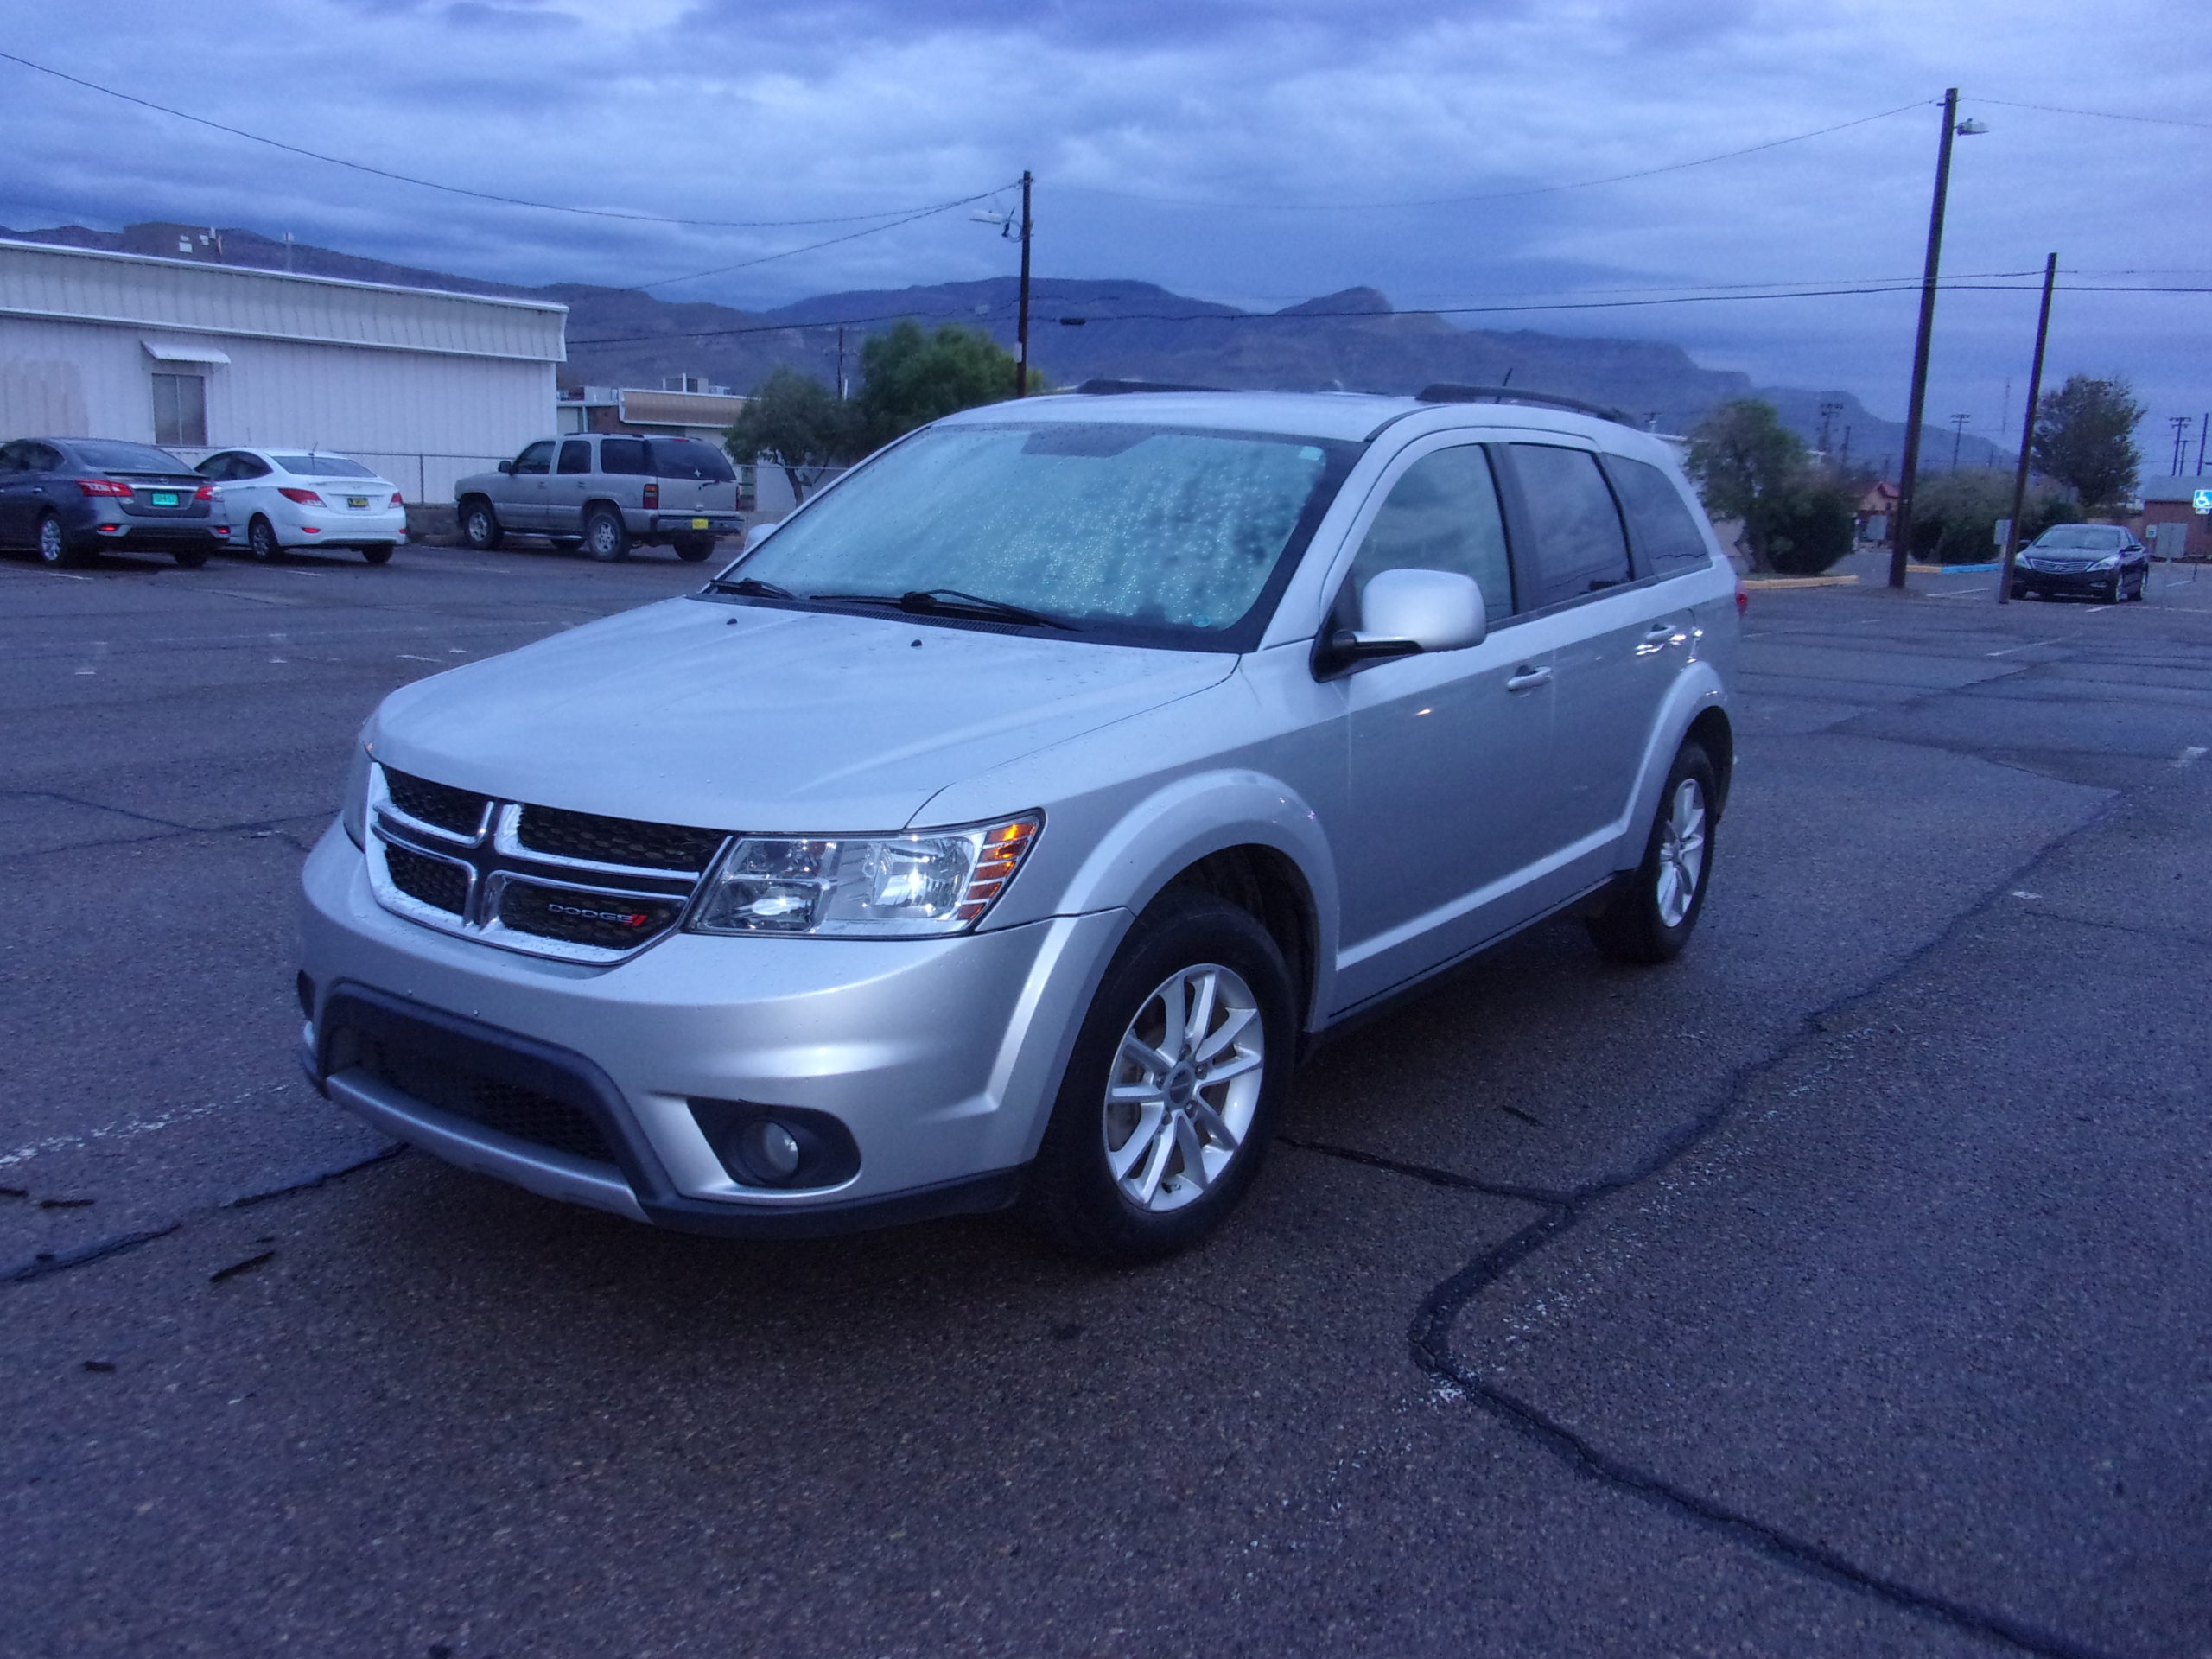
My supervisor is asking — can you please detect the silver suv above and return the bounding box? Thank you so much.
[455,434,741,562]
[301,388,1738,1263]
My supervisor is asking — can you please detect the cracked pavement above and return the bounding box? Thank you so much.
[3,545,2209,1656]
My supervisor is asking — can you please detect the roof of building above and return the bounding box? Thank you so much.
[0,237,566,364]
[2138,474,2212,503]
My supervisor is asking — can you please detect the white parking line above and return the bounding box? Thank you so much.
[0,1084,291,1172]
[1986,638,2064,658]
[2178,747,2208,769]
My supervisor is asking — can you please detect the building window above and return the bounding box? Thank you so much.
[152,372,207,448]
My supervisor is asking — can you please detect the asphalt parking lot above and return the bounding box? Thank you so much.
[4,542,2209,1659]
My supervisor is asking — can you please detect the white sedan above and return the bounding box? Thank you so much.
[195,448,407,563]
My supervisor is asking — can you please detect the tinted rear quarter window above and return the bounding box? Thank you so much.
[1506,444,1631,607]
[1605,455,1712,575]
[600,438,650,476]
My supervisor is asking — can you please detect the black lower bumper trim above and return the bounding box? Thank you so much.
[637,1166,1026,1239]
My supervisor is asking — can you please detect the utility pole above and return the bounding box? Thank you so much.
[836,327,847,401]
[1014,170,1033,398]
[1817,398,1843,455]
[1999,252,2057,607]
[2199,412,2209,474]
[2170,415,2191,474]
[1949,413,1971,468]
[1890,90,1980,588]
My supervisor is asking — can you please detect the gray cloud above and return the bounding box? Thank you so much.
[3,0,2209,436]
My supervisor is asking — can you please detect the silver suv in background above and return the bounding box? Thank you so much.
[455,434,741,561]
[302,387,1738,1265]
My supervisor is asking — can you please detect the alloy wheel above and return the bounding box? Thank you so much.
[1655,776,1707,927]
[1103,963,1265,1212]
[37,516,65,565]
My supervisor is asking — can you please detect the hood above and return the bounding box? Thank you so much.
[369,597,1236,830]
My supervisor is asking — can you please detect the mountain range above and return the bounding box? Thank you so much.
[3,219,2006,470]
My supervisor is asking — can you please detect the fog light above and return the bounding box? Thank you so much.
[741,1119,803,1183]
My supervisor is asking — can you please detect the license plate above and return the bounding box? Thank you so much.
[150,491,179,507]
[691,518,710,530]
[347,495,369,509]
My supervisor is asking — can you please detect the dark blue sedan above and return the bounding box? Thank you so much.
[0,437,226,568]
[2010,524,2149,603]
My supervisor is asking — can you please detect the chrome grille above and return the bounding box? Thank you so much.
[365,765,728,963]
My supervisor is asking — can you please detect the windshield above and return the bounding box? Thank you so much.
[2031,525,2125,550]
[73,440,189,473]
[650,439,735,481]
[272,453,378,479]
[721,423,1356,649]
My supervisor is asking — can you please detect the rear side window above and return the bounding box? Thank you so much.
[1506,444,1632,607]
[558,440,593,475]
[1605,456,1711,575]
[600,438,650,476]
[648,439,734,482]
[1345,444,1514,622]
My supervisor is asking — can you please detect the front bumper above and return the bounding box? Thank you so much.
[2013,563,2123,594]
[296,823,1123,1235]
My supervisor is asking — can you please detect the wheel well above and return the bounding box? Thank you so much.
[1160,845,1319,1033]
[458,493,493,517]
[584,499,625,522]
[1686,707,1734,815]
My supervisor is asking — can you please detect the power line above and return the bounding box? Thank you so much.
[1056,99,1935,211]
[632,191,1021,289]
[568,278,2212,347]
[0,48,1003,230]
[1972,96,2212,132]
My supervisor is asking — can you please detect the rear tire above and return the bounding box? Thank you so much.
[171,545,210,569]
[460,499,504,551]
[248,515,282,563]
[362,544,393,566]
[1021,895,1293,1266]
[36,512,79,568]
[583,507,629,562]
[674,535,716,563]
[1587,741,1717,965]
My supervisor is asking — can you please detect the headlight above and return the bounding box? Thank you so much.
[2087,555,2120,570]
[340,736,373,848]
[689,814,1041,938]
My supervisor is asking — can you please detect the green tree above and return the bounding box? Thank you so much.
[724,367,862,503]
[855,321,1033,446]
[1686,398,1808,569]
[2031,374,2144,510]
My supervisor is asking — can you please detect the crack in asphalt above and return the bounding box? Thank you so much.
[0,791,334,858]
[0,1145,404,1290]
[1294,785,2147,1659]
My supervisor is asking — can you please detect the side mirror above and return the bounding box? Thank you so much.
[741,519,778,552]
[1318,568,1486,676]
[497,459,514,474]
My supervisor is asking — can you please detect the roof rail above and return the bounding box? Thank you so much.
[1073,378,1228,395]
[1415,384,1634,425]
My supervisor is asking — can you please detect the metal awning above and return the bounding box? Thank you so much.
[140,335,232,365]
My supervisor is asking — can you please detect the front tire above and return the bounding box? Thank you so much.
[582,507,630,562]
[36,512,79,567]
[1022,895,1293,1266]
[248,515,282,563]
[1587,741,1717,965]
[460,499,504,551]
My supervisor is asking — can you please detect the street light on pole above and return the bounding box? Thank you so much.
[1888,92,1988,588]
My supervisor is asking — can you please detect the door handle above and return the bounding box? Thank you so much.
[1506,665,1552,692]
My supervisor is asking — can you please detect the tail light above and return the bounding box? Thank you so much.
[278,487,324,505]
[76,478,132,498]
[643,482,659,509]
[194,484,215,502]
[390,493,404,509]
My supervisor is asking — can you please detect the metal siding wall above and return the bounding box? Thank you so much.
[0,241,565,363]
[2,315,556,500]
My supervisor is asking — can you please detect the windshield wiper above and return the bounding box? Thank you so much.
[709,575,798,599]
[809,588,1078,631]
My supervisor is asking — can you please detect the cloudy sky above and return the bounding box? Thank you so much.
[4,0,2209,457]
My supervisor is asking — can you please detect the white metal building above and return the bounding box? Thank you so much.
[0,238,565,502]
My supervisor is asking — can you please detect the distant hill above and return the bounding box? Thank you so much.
[0,219,2003,471]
